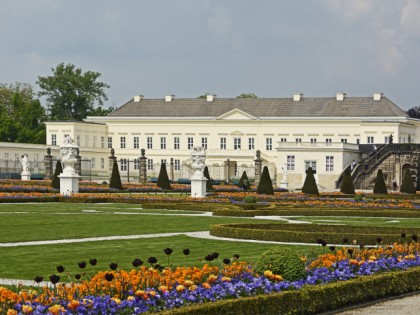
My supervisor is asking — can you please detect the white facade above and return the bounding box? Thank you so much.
[41,93,420,189]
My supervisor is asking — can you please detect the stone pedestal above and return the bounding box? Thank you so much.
[280,180,288,189]
[139,149,147,183]
[21,172,31,181]
[191,171,207,198]
[59,167,80,195]
[44,148,53,180]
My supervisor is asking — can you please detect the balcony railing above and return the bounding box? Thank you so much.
[276,142,359,150]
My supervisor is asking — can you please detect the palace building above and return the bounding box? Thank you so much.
[43,92,420,190]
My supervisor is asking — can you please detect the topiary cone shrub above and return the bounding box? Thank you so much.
[203,166,213,191]
[255,247,306,282]
[256,166,274,195]
[373,169,387,195]
[238,171,249,189]
[157,163,171,190]
[51,160,63,189]
[400,168,416,194]
[302,167,319,195]
[109,160,123,190]
[340,168,355,194]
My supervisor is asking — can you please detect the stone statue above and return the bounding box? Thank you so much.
[281,163,288,181]
[20,154,30,173]
[63,135,74,145]
[190,146,206,173]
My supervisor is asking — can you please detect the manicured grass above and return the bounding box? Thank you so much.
[0,235,323,280]
[291,216,420,228]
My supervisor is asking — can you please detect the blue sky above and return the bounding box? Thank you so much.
[1,0,420,110]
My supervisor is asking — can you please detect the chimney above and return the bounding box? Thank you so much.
[293,93,303,102]
[133,95,144,102]
[373,92,383,101]
[165,94,175,102]
[336,92,346,101]
[206,94,216,102]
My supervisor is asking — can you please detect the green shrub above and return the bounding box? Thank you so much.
[354,194,364,201]
[400,168,416,194]
[109,160,123,190]
[340,168,355,194]
[302,167,319,195]
[203,166,213,191]
[243,195,257,203]
[373,169,388,194]
[256,166,274,195]
[51,160,63,189]
[238,171,250,190]
[157,163,171,190]
[255,247,306,282]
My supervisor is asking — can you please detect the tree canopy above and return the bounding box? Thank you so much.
[37,63,110,121]
[236,93,258,98]
[0,83,46,143]
[407,106,420,119]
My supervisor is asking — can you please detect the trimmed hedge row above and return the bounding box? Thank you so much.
[142,202,237,211]
[210,223,419,244]
[159,267,420,315]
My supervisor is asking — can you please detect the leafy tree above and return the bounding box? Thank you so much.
[157,163,171,190]
[37,63,110,121]
[51,160,63,189]
[0,83,46,143]
[197,93,211,99]
[407,106,420,119]
[400,168,416,194]
[373,169,388,194]
[302,167,319,195]
[203,166,213,191]
[109,160,123,190]
[256,166,274,195]
[340,168,355,194]
[236,93,258,99]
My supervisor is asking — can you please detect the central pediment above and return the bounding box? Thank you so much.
[214,108,259,120]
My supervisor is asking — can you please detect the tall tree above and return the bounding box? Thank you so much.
[373,169,388,194]
[37,63,110,121]
[256,166,274,195]
[340,168,355,194]
[407,106,420,119]
[157,163,171,190]
[302,167,319,195]
[400,168,416,194]
[0,83,46,143]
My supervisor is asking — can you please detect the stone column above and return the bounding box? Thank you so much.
[225,159,230,183]
[75,148,82,176]
[44,148,53,180]
[109,148,117,179]
[254,150,262,185]
[170,157,174,181]
[139,148,147,183]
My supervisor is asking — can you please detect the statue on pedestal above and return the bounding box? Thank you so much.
[20,155,30,174]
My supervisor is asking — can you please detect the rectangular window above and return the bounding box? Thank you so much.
[120,158,127,171]
[220,137,226,150]
[51,134,57,146]
[76,135,81,147]
[147,159,154,170]
[201,137,208,150]
[325,138,332,146]
[108,137,112,148]
[101,137,105,148]
[91,157,96,169]
[174,159,181,171]
[356,139,360,144]
[310,138,317,145]
[134,159,139,170]
[188,137,194,149]
[174,137,180,150]
[341,138,347,143]
[295,138,302,143]
[100,158,105,169]
[161,137,166,149]
[147,137,153,149]
[287,155,295,171]
[161,159,166,165]
[234,138,241,150]
[326,156,334,171]
[280,138,287,143]
[367,136,374,144]
[120,137,126,149]
[305,161,317,174]
[266,138,272,150]
[248,138,255,150]
[133,137,139,149]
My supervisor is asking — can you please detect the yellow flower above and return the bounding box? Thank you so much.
[111,298,121,305]
[21,305,33,314]
[127,296,135,301]
[6,310,17,315]
[176,285,185,292]
[47,305,64,315]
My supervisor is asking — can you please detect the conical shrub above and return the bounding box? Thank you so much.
[238,171,249,189]
[400,168,416,194]
[203,166,213,191]
[256,166,274,195]
[373,169,387,194]
[109,160,123,190]
[51,160,63,189]
[157,163,171,190]
[302,167,319,195]
[340,168,355,194]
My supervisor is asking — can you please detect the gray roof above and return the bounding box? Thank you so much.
[107,96,407,118]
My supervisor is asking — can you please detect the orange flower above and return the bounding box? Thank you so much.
[67,300,80,310]
[21,305,33,314]
[6,310,17,315]
[47,305,65,315]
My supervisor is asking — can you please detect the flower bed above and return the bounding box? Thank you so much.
[1,242,420,314]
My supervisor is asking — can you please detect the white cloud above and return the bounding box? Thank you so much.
[323,0,375,21]
[400,0,420,36]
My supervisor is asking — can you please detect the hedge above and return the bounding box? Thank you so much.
[142,202,237,212]
[159,267,420,315]
[210,223,419,244]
